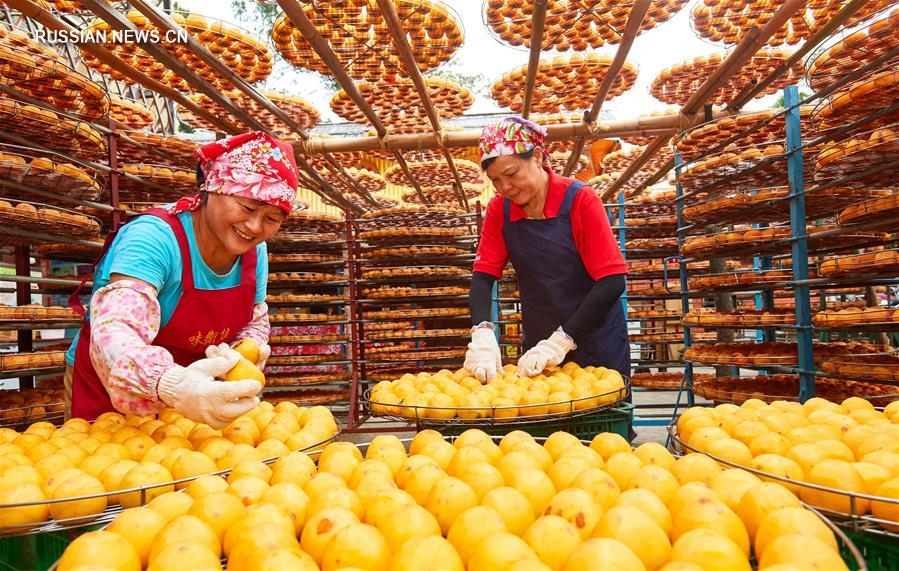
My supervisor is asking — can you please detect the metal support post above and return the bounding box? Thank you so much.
[14,246,33,389]
[107,126,122,230]
[617,191,629,318]
[491,281,500,344]
[753,249,775,372]
[784,85,816,401]
[753,256,763,341]
[474,201,484,235]
[673,152,694,410]
[760,282,775,344]
[474,203,499,342]
[345,211,361,430]
[754,232,775,344]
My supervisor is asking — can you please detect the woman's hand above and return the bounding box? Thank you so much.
[205,342,242,362]
[517,327,577,377]
[464,325,502,383]
[206,341,270,370]
[157,350,261,429]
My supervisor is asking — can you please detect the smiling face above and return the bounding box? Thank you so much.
[203,193,286,255]
[484,147,547,206]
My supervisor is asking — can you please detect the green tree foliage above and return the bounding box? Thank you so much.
[425,58,487,91]
[772,90,811,109]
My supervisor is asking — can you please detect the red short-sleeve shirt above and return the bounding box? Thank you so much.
[473,167,628,281]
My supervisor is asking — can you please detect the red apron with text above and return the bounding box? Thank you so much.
[69,207,257,421]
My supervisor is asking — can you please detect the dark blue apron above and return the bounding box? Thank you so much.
[502,180,630,380]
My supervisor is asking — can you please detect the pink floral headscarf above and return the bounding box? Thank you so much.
[172,132,299,215]
[478,116,548,166]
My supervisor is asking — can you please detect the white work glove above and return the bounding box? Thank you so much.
[157,349,261,429]
[464,324,502,383]
[205,342,242,362]
[517,327,577,377]
[255,343,271,371]
[206,341,270,370]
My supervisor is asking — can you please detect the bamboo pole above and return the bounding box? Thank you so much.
[681,0,807,115]
[78,0,267,132]
[600,134,670,200]
[79,0,355,210]
[296,116,685,155]
[296,155,359,213]
[609,0,808,196]
[275,0,382,133]
[126,0,374,209]
[631,0,868,194]
[0,80,187,168]
[4,82,170,164]
[727,0,870,111]
[2,0,239,133]
[391,153,430,206]
[375,0,468,209]
[563,0,651,176]
[127,0,301,135]
[275,0,428,206]
[0,176,115,212]
[633,157,675,191]
[521,0,547,120]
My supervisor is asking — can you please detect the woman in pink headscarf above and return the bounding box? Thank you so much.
[65,132,298,427]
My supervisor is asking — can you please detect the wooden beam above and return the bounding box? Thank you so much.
[297,115,687,155]
[80,0,357,209]
[0,172,115,211]
[521,0,547,119]
[727,0,870,110]
[629,0,870,195]
[564,0,650,176]
[390,152,428,206]
[681,0,806,115]
[127,0,303,135]
[78,0,268,132]
[388,156,427,205]
[0,80,186,167]
[296,155,359,213]
[126,0,374,208]
[627,157,676,195]
[2,0,239,134]
[275,0,384,134]
[81,0,370,207]
[612,0,807,196]
[601,134,670,200]
[376,0,468,209]
[275,0,425,207]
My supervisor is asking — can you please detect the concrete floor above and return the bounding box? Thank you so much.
[629,388,711,445]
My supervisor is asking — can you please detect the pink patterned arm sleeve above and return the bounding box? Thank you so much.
[233,302,270,347]
[88,280,175,416]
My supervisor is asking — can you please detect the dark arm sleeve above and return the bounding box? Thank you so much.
[469,271,497,326]
[561,273,626,342]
